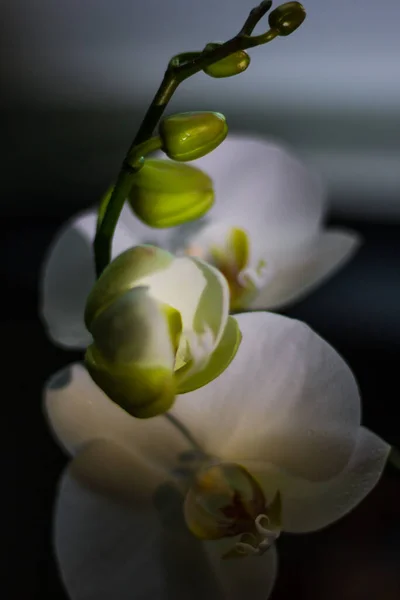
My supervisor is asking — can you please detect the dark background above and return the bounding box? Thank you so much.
[2,0,400,597]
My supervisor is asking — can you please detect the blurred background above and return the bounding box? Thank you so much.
[2,0,400,598]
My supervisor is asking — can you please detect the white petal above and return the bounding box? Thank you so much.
[55,440,221,600]
[44,363,189,472]
[189,134,325,239]
[244,427,390,533]
[119,204,174,249]
[139,256,230,353]
[249,229,361,310]
[171,312,361,482]
[204,539,278,600]
[40,209,139,349]
[167,219,210,255]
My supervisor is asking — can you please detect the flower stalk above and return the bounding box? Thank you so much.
[93,1,306,277]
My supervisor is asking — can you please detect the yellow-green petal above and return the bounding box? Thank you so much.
[160,303,183,356]
[176,316,242,394]
[84,287,177,418]
[85,345,176,418]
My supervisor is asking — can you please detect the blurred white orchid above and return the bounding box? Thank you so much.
[40,134,360,349]
[45,312,389,600]
[182,135,360,310]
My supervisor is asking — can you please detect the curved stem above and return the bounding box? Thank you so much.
[97,185,114,233]
[389,447,400,471]
[239,1,273,36]
[126,135,162,169]
[165,412,205,455]
[243,29,279,48]
[94,169,135,276]
[94,2,302,276]
[94,77,179,277]
[94,136,162,276]
[133,73,179,147]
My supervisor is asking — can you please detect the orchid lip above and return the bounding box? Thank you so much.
[234,514,281,557]
[185,229,270,310]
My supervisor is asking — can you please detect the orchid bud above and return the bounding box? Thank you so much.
[202,43,251,78]
[128,159,214,228]
[84,245,241,418]
[268,2,306,36]
[159,112,228,162]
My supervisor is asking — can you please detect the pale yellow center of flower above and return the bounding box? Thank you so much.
[186,227,267,311]
[183,461,281,559]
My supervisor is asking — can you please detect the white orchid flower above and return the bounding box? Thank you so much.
[183,135,361,310]
[44,312,389,600]
[40,135,360,349]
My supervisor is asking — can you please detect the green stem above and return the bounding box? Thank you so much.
[94,169,135,277]
[94,75,179,277]
[94,136,162,276]
[165,412,205,455]
[133,73,180,147]
[94,1,300,276]
[389,447,400,471]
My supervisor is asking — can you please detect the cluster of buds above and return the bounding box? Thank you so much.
[128,111,227,228]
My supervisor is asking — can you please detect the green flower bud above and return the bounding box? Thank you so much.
[159,112,228,162]
[202,43,251,78]
[128,159,214,228]
[268,2,306,36]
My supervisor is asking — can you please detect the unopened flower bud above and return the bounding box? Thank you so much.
[128,159,214,228]
[159,112,228,162]
[202,43,251,78]
[268,2,306,36]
